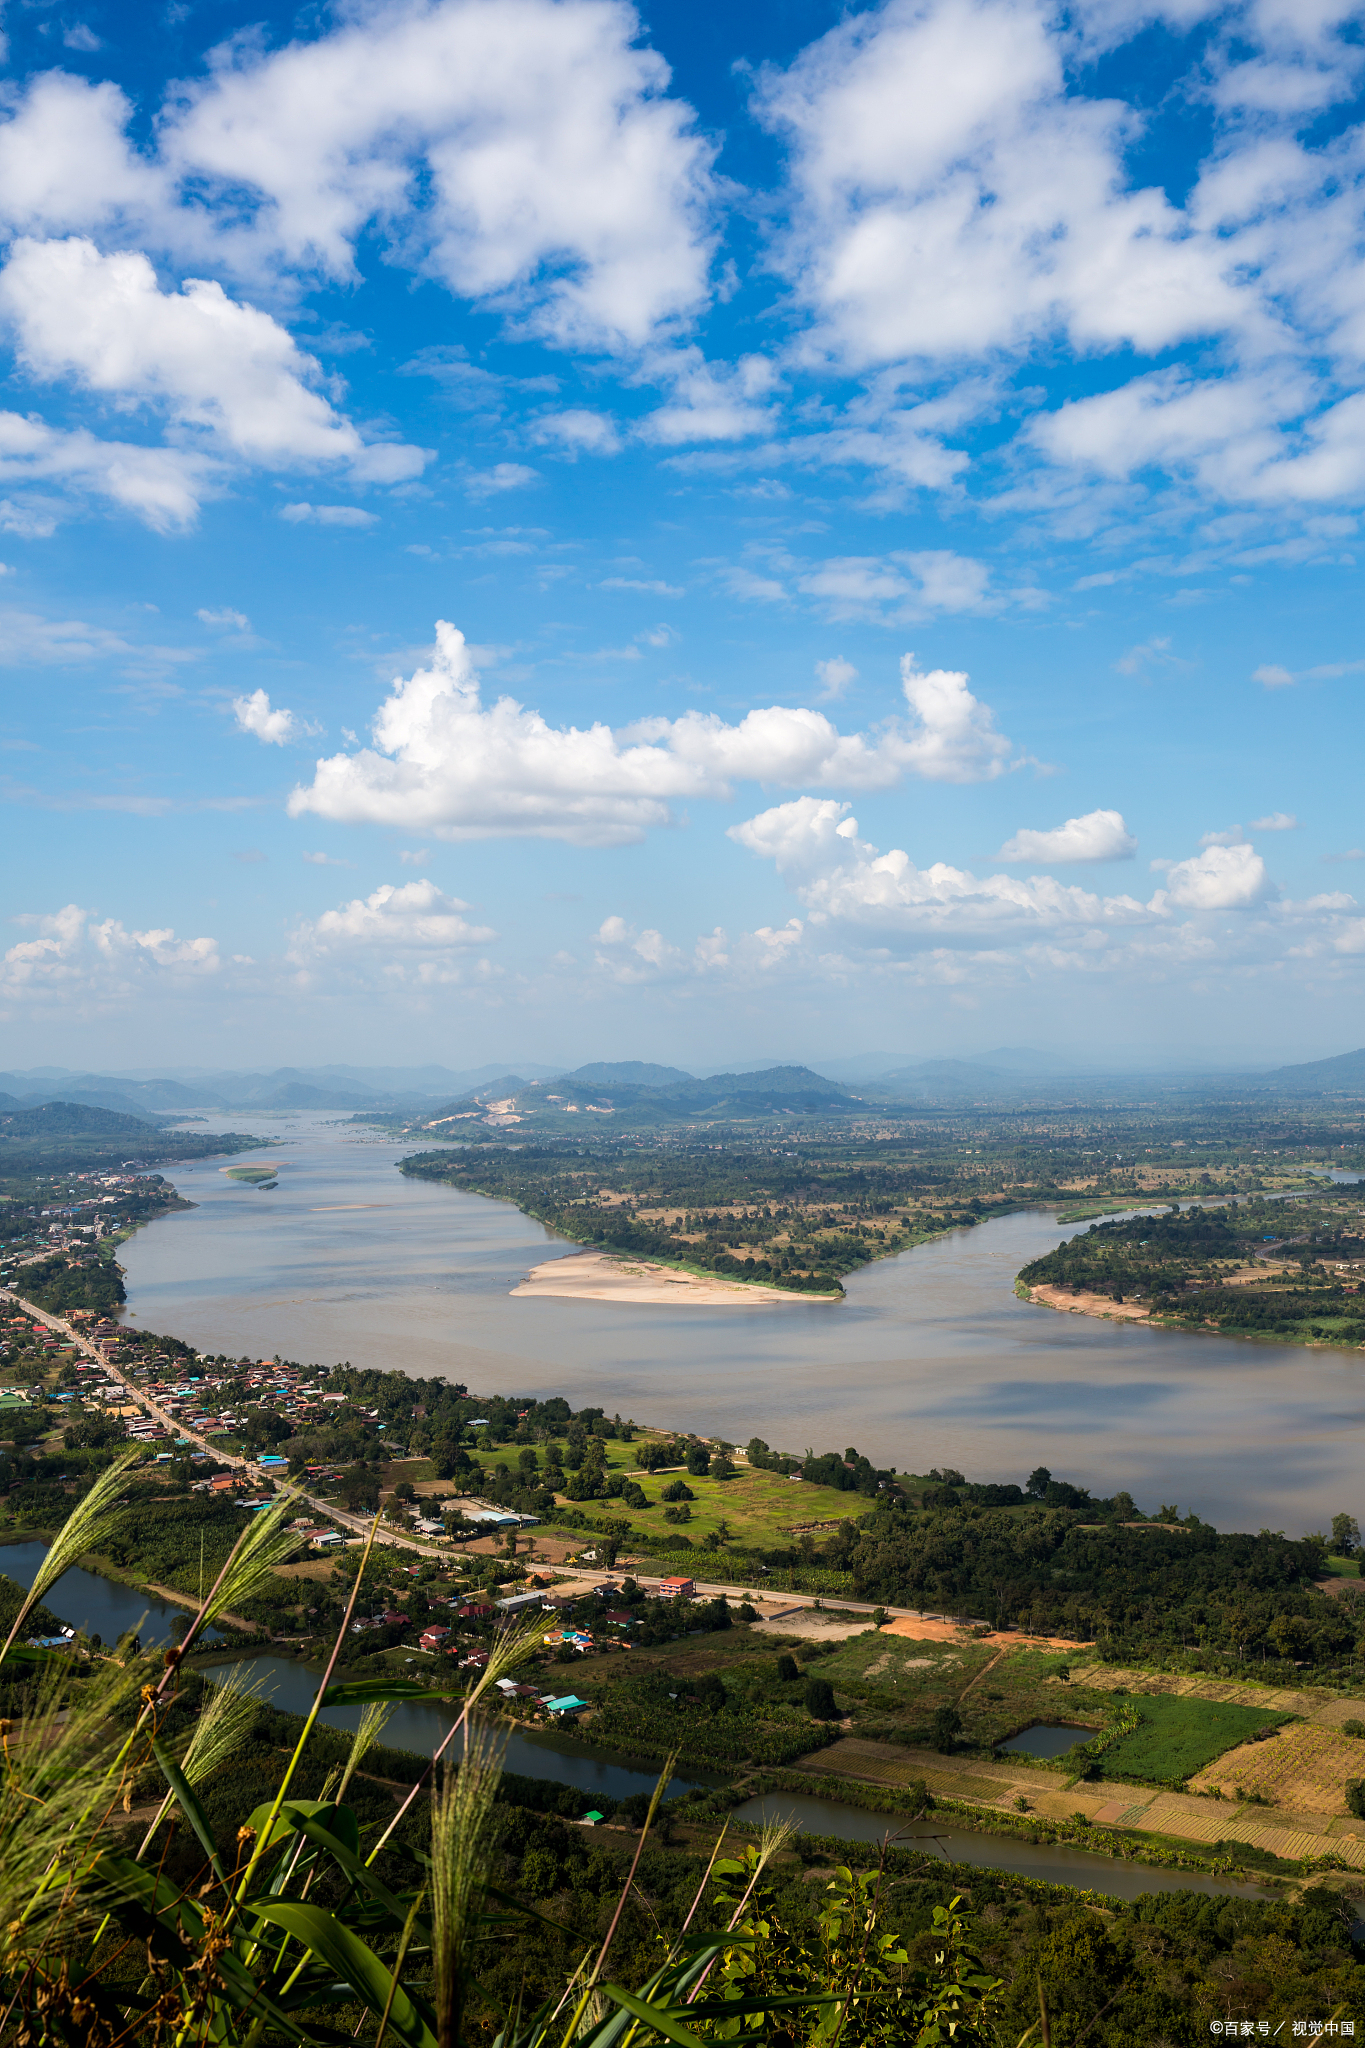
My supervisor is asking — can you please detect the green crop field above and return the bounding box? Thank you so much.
[1098,1694,1288,1784]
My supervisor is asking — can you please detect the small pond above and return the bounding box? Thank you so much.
[998,1723,1095,1760]
[197,1653,715,1803]
[732,1793,1274,1904]
[0,1539,220,1649]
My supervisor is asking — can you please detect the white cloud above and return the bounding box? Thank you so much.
[280,503,378,527]
[528,410,622,455]
[198,606,250,632]
[753,0,1251,370]
[1250,810,1300,831]
[731,800,1288,956]
[1150,842,1276,911]
[0,237,426,484]
[0,409,210,531]
[291,881,496,973]
[302,850,349,865]
[2,902,220,1004]
[894,655,1013,782]
[233,688,297,745]
[1253,657,1365,688]
[463,463,540,498]
[796,549,993,622]
[814,655,857,701]
[636,350,777,444]
[996,809,1137,863]
[731,797,1153,941]
[160,0,718,353]
[601,577,685,596]
[286,620,1021,846]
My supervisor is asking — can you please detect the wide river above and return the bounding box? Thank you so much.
[117,1114,1365,1531]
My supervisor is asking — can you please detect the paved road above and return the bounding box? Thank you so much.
[0,1285,252,1467]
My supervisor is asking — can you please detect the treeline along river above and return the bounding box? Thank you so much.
[115,1113,1365,1532]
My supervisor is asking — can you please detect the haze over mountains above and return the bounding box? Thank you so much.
[3,1043,1365,1128]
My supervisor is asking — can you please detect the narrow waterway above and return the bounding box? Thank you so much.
[732,1793,1273,1904]
[116,1113,1365,1529]
[196,1652,714,1801]
[0,1539,219,1647]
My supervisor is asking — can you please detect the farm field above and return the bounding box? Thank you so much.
[385,1436,879,1555]
[1189,1721,1365,1815]
[1097,1694,1288,1784]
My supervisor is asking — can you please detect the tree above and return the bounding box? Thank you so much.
[661,1479,694,1503]
[932,1704,962,1752]
[1347,1780,1365,1821]
[1331,1512,1361,1557]
[776,1652,799,1682]
[1025,1466,1052,1499]
[805,1675,839,1718]
[686,1445,711,1477]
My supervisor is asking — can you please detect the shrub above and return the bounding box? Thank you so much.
[805,1676,839,1719]
[661,1480,694,1503]
[776,1653,799,1683]
[1346,1780,1365,1820]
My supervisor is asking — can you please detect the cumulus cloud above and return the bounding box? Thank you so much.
[162,0,718,353]
[233,688,298,745]
[1250,811,1300,831]
[996,809,1137,863]
[293,879,495,957]
[731,798,1278,947]
[286,621,1020,846]
[0,409,210,531]
[753,0,1251,370]
[1150,842,1276,910]
[198,606,250,632]
[0,237,425,506]
[2,902,220,1003]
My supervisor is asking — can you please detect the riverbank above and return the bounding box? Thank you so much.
[510,1249,834,1305]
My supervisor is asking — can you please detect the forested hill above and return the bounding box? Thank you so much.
[0,1101,265,1168]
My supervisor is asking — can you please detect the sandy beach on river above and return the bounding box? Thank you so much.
[1026,1282,1152,1323]
[510,1249,823,1306]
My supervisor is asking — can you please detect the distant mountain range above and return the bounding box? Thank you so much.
[5,1043,1364,1128]
[1249,1046,1365,1092]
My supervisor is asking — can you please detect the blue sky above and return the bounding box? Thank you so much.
[2,0,1364,1073]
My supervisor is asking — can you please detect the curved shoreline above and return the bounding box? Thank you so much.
[1020,1280,1365,1351]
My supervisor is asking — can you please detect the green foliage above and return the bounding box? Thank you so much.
[1088,1695,1288,1785]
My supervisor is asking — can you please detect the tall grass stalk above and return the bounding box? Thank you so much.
[137,1664,267,1856]
[230,1507,383,1916]
[430,1714,507,2048]
[0,1451,139,1662]
[337,1697,395,1802]
[365,1616,543,1866]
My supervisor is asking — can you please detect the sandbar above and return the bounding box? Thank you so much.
[510,1249,823,1306]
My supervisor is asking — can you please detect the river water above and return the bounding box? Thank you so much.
[116,1114,1365,1531]
[0,1538,221,1648]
